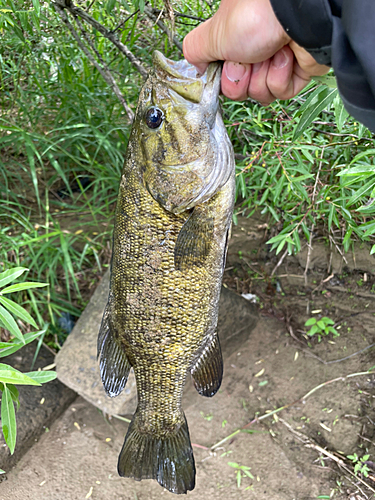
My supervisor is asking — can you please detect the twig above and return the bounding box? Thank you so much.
[149,7,206,22]
[271,248,288,277]
[285,311,307,346]
[210,370,375,450]
[54,4,135,121]
[279,418,375,496]
[112,414,131,423]
[304,223,314,287]
[112,9,139,33]
[325,343,375,365]
[304,148,325,286]
[312,127,359,138]
[144,5,183,52]
[53,0,148,79]
[329,229,348,265]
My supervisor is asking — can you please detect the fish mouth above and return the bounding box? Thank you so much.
[152,50,221,104]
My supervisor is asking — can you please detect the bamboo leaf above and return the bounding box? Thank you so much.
[1,282,48,294]
[0,304,24,343]
[1,385,16,454]
[0,329,47,358]
[293,88,337,140]
[24,370,57,384]
[0,267,27,289]
[0,296,38,329]
[334,95,349,132]
[0,364,41,386]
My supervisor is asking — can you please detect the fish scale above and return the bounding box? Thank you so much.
[98,51,235,494]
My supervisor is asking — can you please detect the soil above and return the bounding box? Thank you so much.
[2,214,375,500]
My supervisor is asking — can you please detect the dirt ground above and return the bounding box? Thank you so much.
[2,214,375,500]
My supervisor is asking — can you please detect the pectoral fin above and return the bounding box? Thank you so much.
[191,334,223,397]
[174,207,214,271]
[97,301,131,397]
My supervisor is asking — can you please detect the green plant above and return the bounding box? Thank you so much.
[0,266,56,456]
[305,316,339,342]
[347,453,371,477]
[227,461,254,488]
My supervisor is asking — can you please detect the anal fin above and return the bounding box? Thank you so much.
[174,206,214,271]
[191,333,223,397]
[97,301,131,397]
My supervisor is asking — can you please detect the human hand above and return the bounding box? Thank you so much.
[183,0,329,104]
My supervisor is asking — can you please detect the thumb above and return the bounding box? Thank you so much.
[183,18,219,74]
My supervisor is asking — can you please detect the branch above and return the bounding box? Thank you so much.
[149,7,206,22]
[54,3,134,122]
[53,0,148,79]
[144,5,183,53]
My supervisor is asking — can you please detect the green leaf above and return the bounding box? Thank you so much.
[0,329,46,358]
[0,469,5,474]
[333,94,349,132]
[236,469,241,488]
[308,325,319,336]
[242,469,254,479]
[0,296,37,329]
[0,267,28,289]
[1,282,48,294]
[106,0,116,13]
[1,385,17,454]
[0,383,20,410]
[305,318,317,326]
[349,149,375,166]
[313,75,337,89]
[371,244,375,255]
[337,165,375,176]
[0,304,24,343]
[24,370,57,384]
[293,87,337,140]
[0,364,41,386]
[31,0,40,16]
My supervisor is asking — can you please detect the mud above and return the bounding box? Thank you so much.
[2,214,375,500]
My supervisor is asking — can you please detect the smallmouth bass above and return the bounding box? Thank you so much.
[98,51,235,494]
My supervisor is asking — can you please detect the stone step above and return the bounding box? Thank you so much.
[56,270,259,415]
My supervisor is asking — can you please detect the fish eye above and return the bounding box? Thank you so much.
[145,107,164,130]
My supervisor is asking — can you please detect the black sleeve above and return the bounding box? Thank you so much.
[269,0,375,132]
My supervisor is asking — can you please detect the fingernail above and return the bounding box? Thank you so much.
[272,49,288,69]
[252,62,263,74]
[225,62,246,83]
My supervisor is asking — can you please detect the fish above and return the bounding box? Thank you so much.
[97,50,235,495]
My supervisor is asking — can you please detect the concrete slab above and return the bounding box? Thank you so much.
[56,271,259,415]
[56,272,137,416]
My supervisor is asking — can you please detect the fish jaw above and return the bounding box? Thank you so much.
[131,51,232,215]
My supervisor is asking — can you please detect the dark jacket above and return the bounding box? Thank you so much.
[270,0,375,132]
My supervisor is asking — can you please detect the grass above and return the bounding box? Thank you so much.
[0,0,374,348]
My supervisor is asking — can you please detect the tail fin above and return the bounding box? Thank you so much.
[118,409,195,494]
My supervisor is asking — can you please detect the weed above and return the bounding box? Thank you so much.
[347,453,371,477]
[305,316,339,342]
[200,411,213,422]
[227,462,254,488]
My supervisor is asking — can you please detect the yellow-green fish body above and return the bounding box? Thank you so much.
[98,51,235,494]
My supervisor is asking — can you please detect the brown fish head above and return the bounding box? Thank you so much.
[131,51,233,214]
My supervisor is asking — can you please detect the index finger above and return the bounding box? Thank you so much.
[183,18,217,74]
